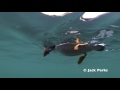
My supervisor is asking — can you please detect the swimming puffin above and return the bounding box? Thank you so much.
[43,38,105,64]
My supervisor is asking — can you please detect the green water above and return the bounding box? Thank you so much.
[0,12,120,78]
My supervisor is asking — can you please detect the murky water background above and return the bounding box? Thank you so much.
[0,12,120,78]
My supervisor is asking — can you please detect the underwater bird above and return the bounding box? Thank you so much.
[43,38,105,64]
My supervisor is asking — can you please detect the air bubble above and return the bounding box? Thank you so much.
[105,49,108,51]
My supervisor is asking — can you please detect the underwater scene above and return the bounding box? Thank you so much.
[0,12,120,78]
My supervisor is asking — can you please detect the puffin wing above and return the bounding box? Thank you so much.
[78,53,87,64]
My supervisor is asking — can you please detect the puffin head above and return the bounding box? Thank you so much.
[43,45,55,57]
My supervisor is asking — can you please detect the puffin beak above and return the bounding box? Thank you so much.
[43,48,50,57]
[43,45,55,57]
[44,50,46,57]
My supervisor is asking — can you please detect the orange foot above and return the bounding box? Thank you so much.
[74,38,88,50]
[75,38,80,43]
[74,44,79,50]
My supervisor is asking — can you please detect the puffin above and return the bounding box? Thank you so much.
[43,38,105,64]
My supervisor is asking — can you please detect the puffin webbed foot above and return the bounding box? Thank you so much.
[74,38,88,50]
[78,53,87,64]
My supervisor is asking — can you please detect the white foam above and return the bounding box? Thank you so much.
[41,12,72,16]
[98,43,106,46]
[80,12,110,21]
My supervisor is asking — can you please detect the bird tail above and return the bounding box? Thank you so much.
[94,44,105,51]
